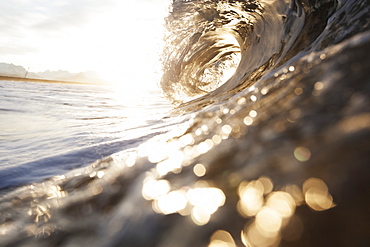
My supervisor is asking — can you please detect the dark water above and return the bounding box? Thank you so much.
[0,0,369,246]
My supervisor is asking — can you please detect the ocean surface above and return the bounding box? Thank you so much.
[1,0,370,246]
[0,80,174,189]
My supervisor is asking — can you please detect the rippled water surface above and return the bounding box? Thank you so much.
[0,80,173,188]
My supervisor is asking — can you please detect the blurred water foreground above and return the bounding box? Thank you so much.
[1,0,370,246]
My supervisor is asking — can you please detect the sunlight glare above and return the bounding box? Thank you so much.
[142,178,171,200]
[94,1,168,88]
[156,191,188,215]
[238,181,264,217]
[41,0,169,89]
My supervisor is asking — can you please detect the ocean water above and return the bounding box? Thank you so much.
[1,0,370,246]
[0,81,173,189]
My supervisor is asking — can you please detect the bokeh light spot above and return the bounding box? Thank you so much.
[255,207,282,237]
[243,116,253,126]
[238,181,264,217]
[156,191,187,215]
[266,192,296,218]
[314,81,324,90]
[294,87,303,95]
[209,230,236,247]
[303,178,335,211]
[294,147,311,162]
[249,110,258,118]
[194,164,207,177]
[142,178,171,200]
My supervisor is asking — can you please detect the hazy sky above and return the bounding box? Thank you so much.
[0,0,168,82]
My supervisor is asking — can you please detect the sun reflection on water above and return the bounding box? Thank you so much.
[236,176,335,246]
[142,176,226,225]
[303,178,336,211]
[154,191,188,215]
[142,178,171,201]
[131,80,338,242]
[193,163,207,177]
[138,124,337,244]
[209,230,236,247]
[238,180,265,217]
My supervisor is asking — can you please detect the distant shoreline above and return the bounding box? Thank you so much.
[0,75,105,85]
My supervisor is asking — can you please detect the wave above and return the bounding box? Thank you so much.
[160,0,368,109]
[1,0,369,246]
[161,0,307,105]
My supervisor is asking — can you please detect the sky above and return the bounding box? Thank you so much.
[0,0,169,84]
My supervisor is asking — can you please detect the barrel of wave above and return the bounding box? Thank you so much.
[161,29,242,104]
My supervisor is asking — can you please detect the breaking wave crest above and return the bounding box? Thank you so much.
[161,0,309,104]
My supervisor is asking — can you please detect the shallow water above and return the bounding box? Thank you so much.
[0,0,370,246]
[0,80,173,188]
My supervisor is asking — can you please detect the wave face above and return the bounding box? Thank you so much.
[161,0,307,104]
[1,0,370,246]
